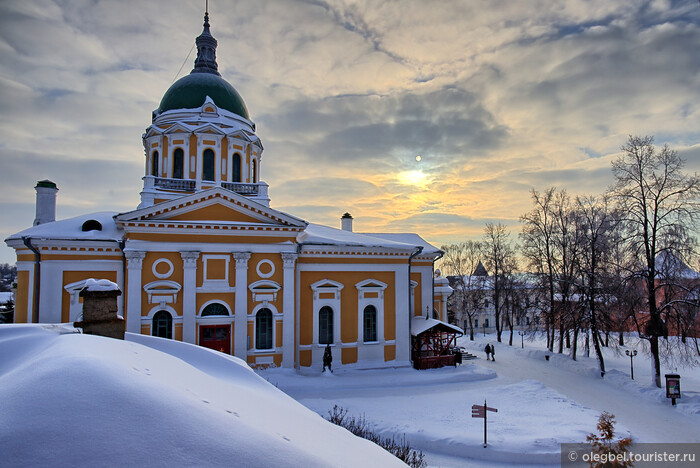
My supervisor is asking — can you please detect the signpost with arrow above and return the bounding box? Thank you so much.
[472,400,498,447]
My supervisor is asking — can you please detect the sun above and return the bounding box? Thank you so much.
[398,170,428,187]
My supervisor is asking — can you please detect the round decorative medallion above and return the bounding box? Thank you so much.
[256,259,275,278]
[152,258,174,279]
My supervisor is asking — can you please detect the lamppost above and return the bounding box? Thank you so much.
[625,349,638,380]
[518,330,524,349]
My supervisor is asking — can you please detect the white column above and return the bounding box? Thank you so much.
[395,264,410,363]
[233,252,251,359]
[125,251,146,334]
[180,251,200,344]
[281,252,298,368]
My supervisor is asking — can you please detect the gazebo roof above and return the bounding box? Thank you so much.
[411,317,464,336]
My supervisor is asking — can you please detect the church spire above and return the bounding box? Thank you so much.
[191,5,220,76]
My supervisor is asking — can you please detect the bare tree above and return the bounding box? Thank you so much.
[482,223,516,343]
[574,194,621,377]
[441,241,485,340]
[520,188,558,349]
[609,135,700,387]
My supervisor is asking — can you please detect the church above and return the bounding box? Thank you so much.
[5,12,452,370]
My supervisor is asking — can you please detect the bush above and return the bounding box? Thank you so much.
[326,405,426,468]
[586,412,633,468]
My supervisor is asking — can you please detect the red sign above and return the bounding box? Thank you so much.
[472,404,497,418]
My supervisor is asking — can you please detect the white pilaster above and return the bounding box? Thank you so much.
[395,264,410,362]
[281,252,297,368]
[125,251,146,333]
[180,251,200,343]
[233,252,251,359]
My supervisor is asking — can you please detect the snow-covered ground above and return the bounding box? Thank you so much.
[2,324,698,467]
[261,333,700,467]
[0,324,405,467]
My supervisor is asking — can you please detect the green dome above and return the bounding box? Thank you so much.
[158,73,249,119]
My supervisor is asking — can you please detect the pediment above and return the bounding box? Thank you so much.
[116,187,307,229]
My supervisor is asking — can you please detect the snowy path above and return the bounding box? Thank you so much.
[463,342,700,444]
[263,334,700,467]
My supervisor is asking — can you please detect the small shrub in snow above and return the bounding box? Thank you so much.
[327,405,426,468]
[586,412,632,468]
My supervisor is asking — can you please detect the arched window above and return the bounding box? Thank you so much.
[201,303,228,316]
[255,308,273,349]
[152,310,172,339]
[203,149,215,181]
[484,319,489,328]
[319,306,333,344]
[251,159,257,183]
[151,151,159,177]
[173,148,184,179]
[232,153,241,183]
[363,305,377,342]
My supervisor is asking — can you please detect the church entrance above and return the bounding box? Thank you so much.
[199,324,231,354]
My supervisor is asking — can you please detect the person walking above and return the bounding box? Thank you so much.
[484,343,491,360]
[490,344,495,361]
[323,343,333,373]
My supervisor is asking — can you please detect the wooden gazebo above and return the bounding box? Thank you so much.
[411,317,464,369]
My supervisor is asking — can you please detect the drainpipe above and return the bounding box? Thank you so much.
[118,238,126,317]
[408,246,423,364]
[22,237,40,323]
[433,250,444,320]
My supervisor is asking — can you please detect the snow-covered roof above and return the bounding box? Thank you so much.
[298,223,434,252]
[5,212,123,243]
[411,317,464,336]
[362,232,442,255]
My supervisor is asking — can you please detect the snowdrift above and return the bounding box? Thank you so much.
[0,325,404,467]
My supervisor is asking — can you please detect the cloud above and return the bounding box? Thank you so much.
[2,0,700,265]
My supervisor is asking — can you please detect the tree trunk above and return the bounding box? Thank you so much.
[571,327,579,361]
[469,316,475,341]
[650,335,661,388]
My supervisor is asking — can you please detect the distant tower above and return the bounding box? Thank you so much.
[34,180,58,226]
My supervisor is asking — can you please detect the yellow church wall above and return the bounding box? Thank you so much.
[61,270,117,322]
[299,349,312,367]
[249,253,283,284]
[141,324,150,335]
[342,347,357,364]
[174,323,183,341]
[411,272,422,317]
[384,345,396,361]
[16,254,35,262]
[275,320,283,348]
[298,270,396,346]
[162,136,169,178]
[141,252,184,316]
[221,137,228,181]
[189,134,197,179]
[15,270,29,323]
[168,204,265,224]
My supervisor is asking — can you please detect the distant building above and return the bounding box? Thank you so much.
[4,11,449,370]
[447,263,540,335]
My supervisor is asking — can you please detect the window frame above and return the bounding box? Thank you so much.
[255,308,273,350]
[152,310,172,339]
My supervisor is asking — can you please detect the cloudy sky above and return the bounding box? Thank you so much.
[1,0,699,265]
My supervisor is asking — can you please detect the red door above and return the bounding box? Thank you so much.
[199,325,231,354]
